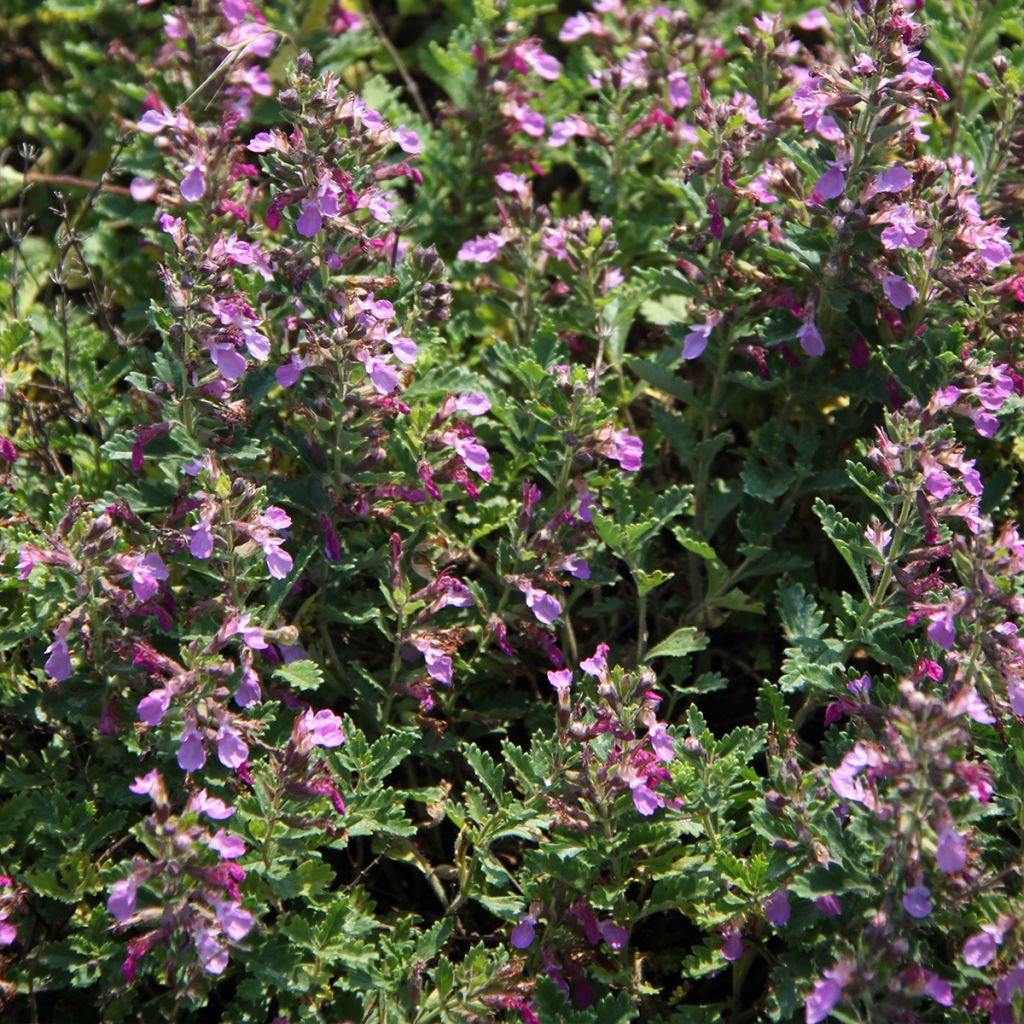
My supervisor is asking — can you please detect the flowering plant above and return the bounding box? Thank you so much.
[1,0,1023,1021]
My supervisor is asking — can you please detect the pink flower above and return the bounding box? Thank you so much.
[17,545,43,580]
[393,126,420,154]
[881,205,928,250]
[129,768,164,799]
[44,636,72,682]
[798,9,829,30]
[235,664,261,707]
[814,894,841,917]
[580,644,609,677]
[456,392,491,416]
[648,722,675,762]
[599,921,628,948]
[630,781,663,816]
[107,878,137,923]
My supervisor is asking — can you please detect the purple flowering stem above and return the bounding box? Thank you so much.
[793,461,917,730]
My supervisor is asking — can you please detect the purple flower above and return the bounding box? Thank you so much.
[107,878,137,923]
[216,726,249,769]
[296,203,322,237]
[215,900,254,941]
[235,666,261,708]
[129,768,163,799]
[927,610,956,650]
[880,205,928,250]
[276,354,305,388]
[208,830,246,860]
[137,688,171,726]
[682,321,713,360]
[805,974,843,1024]
[721,931,744,961]
[210,343,247,380]
[525,587,561,624]
[195,929,229,975]
[811,162,846,203]
[262,539,293,580]
[763,889,791,927]
[300,708,346,748]
[873,167,913,194]
[963,929,998,967]
[177,729,207,772]
[180,164,206,202]
[457,232,505,263]
[902,881,933,919]
[648,722,675,763]
[190,522,214,559]
[44,636,72,682]
[924,972,953,1006]
[547,669,572,690]
[556,554,590,580]
[130,553,168,602]
[935,828,966,874]
[456,392,491,416]
[599,921,628,949]
[188,789,234,821]
[882,273,918,309]
[797,319,825,357]
[668,71,691,108]
[630,781,663,816]
[362,355,399,395]
[130,177,157,201]
[814,894,841,917]
[603,428,643,471]
[510,915,536,949]
[580,643,609,677]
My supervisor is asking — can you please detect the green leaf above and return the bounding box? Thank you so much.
[645,627,708,661]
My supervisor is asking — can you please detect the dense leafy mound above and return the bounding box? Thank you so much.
[1,0,1023,1021]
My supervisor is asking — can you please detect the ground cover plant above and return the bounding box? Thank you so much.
[1,0,1024,1020]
